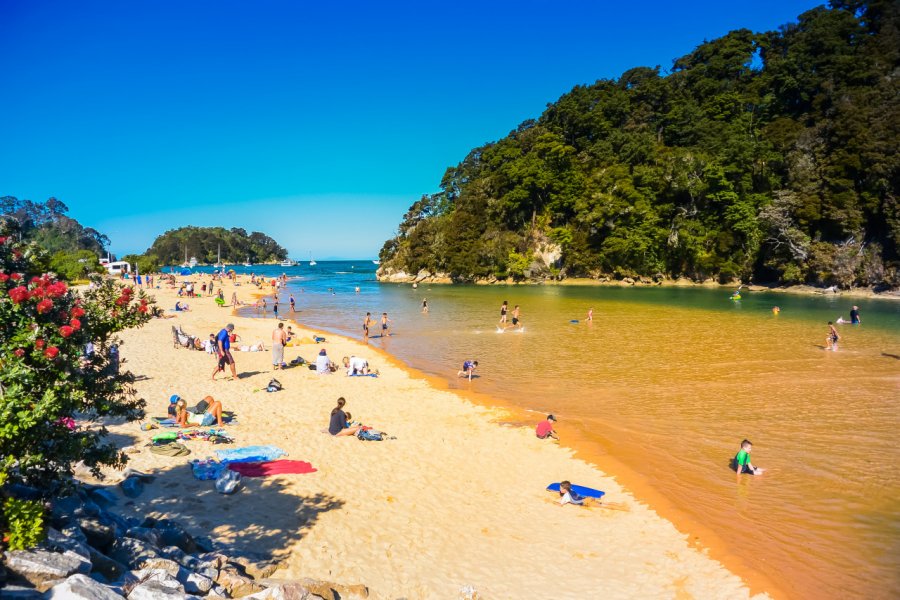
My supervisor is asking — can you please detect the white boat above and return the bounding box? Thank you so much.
[213,244,224,268]
[280,258,296,267]
[243,256,252,267]
[372,260,380,265]
[189,257,198,268]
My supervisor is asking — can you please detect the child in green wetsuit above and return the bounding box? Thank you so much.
[734,439,764,475]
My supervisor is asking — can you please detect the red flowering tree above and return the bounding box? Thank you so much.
[0,222,154,548]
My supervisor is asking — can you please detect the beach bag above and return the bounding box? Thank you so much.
[152,432,178,444]
[215,469,242,494]
[357,428,384,442]
[266,378,282,393]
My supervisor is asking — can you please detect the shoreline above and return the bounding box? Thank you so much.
[376,270,900,300]
[104,276,772,598]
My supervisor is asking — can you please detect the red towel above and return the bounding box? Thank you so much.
[228,460,317,477]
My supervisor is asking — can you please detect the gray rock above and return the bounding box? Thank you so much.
[155,522,196,553]
[138,558,181,577]
[215,566,265,597]
[125,527,162,547]
[90,488,120,508]
[61,524,90,545]
[47,527,93,562]
[121,569,183,596]
[206,585,230,599]
[126,580,186,600]
[89,547,128,581]
[229,555,278,580]
[79,516,118,550]
[181,570,213,594]
[3,548,91,591]
[109,538,159,570]
[140,516,158,528]
[47,573,125,599]
[78,499,103,518]
[157,546,187,564]
[119,478,144,499]
[0,583,45,599]
[50,494,84,527]
[121,468,156,483]
[194,536,216,553]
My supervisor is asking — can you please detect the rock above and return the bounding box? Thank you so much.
[229,555,278,580]
[61,524,90,545]
[126,580,186,600]
[125,527,162,547]
[51,494,84,527]
[206,585,230,598]
[298,579,368,600]
[180,570,213,595]
[3,548,91,591]
[88,548,128,581]
[47,527,93,562]
[121,468,156,483]
[90,488,120,508]
[197,552,229,569]
[78,499,103,518]
[119,478,144,499]
[157,546,186,564]
[194,536,216,553]
[109,538,159,570]
[47,573,125,599]
[215,566,265,597]
[0,583,45,599]
[154,521,196,554]
[140,517,158,528]
[139,558,180,577]
[121,569,183,596]
[79,516,118,550]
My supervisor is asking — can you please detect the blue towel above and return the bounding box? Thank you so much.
[215,445,287,464]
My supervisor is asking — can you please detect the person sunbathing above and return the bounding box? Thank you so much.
[175,301,190,311]
[175,396,224,428]
[233,341,265,352]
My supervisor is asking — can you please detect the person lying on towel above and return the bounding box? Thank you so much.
[175,396,224,428]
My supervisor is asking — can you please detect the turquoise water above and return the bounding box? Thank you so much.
[185,261,900,599]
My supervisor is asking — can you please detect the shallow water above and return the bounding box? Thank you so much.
[213,261,900,599]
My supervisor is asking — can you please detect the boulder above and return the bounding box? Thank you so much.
[155,521,196,553]
[180,570,213,595]
[46,527,93,562]
[126,580,186,600]
[125,527,162,547]
[215,566,265,597]
[0,583,45,599]
[158,546,187,564]
[47,573,125,599]
[89,488,120,508]
[297,579,368,600]
[109,538,160,570]
[139,558,181,577]
[88,548,128,581]
[121,569,183,596]
[119,478,144,499]
[79,516,118,550]
[229,554,278,580]
[50,494,84,527]
[3,548,91,591]
[193,536,216,553]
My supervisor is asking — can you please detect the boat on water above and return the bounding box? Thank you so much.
[372,260,380,265]
[308,252,316,266]
[243,256,252,267]
[280,258,297,267]
[182,256,198,268]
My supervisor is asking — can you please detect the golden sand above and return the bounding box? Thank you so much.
[99,278,770,599]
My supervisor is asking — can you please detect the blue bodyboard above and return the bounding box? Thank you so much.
[546,482,605,499]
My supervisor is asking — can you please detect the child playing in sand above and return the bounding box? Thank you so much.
[733,439,764,475]
[558,481,585,506]
[458,360,478,380]
[536,415,558,440]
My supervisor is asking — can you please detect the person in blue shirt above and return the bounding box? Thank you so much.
[214,324,237,380]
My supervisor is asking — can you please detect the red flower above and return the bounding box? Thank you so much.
[71,306,85,318]
[14,348,25,358]
[115,296,127,306]
[30,287,45,299]
[8,286,29,304]
[0,237,7,244]
[10,272,21,281]
[0,273,9,283]
[45,282,67,298]
[44,346,59,359]
[121,286,133,295]
[138,305,148,313]
[36,298,53,314]
[59,325,74,338]
[30,276,41,285]
[35,339,45,350]
[12,250,22,259]
[70,318,81,330]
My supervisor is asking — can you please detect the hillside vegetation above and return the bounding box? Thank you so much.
[379,1,899,288]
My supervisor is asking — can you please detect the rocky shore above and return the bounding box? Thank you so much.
[1,480,366,599]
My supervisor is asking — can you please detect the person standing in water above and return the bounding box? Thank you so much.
[381,312,392,337]
[289,294,296,313]
[826,321,840,351]
[511,305,522,329]
[422,298,428,313]
[499,301,508,325]
[850,305,861,324]
[587,307,593,322]
[363,312,373,341]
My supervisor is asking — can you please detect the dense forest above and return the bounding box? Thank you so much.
[379,1,899,288]
[147,226,288,265]
[0,196,109,255]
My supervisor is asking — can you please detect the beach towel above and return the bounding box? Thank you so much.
[349,373,378,378]
[227,460,317,477]
[191,459,226,480]
[152,417,179,427]
[215,445,286,464]
[150,442,190,457]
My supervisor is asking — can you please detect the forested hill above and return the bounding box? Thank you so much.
[148,226,288,265]
[379,1,900,288]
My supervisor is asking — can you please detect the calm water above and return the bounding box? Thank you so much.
[192,261,899,599]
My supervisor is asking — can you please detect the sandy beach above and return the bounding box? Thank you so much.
[96,277,770,599]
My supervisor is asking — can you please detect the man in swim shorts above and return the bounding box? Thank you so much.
[215,324,237,380]
[363,312,373,341]
[381,312,391,336]
[511,305,521,328]
[849,305,861,324]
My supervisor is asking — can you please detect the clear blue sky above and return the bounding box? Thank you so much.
[1,0,822,259]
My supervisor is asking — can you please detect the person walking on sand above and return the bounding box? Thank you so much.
[381,312,392,337]
[215,323,238,380]
[826,321,840,351]
[231,292,239,308]
[272,322,287,370]
[363,312,373,341]
[499,300,508,325]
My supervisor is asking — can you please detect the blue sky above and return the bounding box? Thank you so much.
[0,0,822,259]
